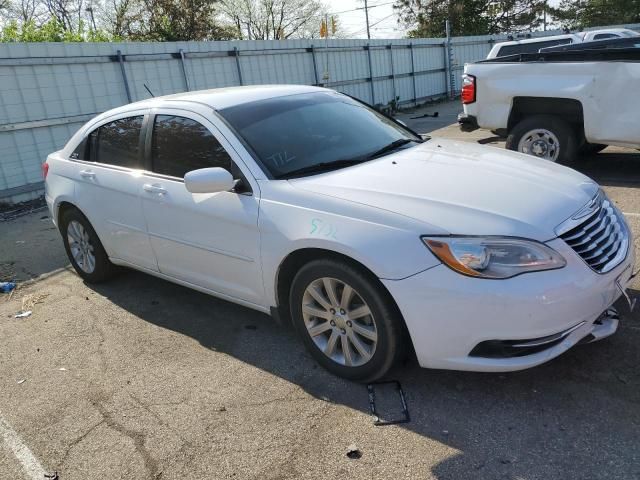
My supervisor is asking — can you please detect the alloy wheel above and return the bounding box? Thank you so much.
[67,220,96,274]
[302,277,378,367]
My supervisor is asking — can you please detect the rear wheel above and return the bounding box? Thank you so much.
[506,115,577,164]
[60,208,117,283]
[290,259,403,382]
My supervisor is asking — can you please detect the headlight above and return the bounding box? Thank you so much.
[422,237,566,279]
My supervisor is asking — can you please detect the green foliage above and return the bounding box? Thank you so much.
[395,0,546,37]
[134,0,239,41]
[551,0,640,30]
[1,19,116,42]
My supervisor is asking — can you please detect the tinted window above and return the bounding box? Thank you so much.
[498,38,573,56]
[219,92,421,179]
[92,116,144,168]
[594,33,617,40]
[152,115,232,178]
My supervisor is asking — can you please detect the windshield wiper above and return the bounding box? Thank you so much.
[277,159,366,179]
[365,138,421,160]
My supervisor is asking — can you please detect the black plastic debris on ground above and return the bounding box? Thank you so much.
[44,472,59,480]
[367,380,410,426]
[346,445,362,459]
[0,196,47,222]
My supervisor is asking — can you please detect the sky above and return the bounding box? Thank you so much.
[324,0,408,39]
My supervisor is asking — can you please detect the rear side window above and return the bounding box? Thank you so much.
[593,33,618,40]
[151,115,232,178]
[93,116,144,168]
[71,116,144,168]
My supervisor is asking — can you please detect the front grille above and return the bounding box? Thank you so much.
[560,195,628,273]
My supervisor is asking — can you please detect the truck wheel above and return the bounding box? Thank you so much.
[289,259,403,383]
[506,115,577,164]
[580,142,607,156]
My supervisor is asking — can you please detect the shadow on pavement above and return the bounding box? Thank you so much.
[575,152,640,187]
[89,270,640,480]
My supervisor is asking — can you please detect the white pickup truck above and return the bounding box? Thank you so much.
[458,40,640,163]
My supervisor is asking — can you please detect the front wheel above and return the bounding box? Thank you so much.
[506,115,577,164]
[290,259,403,382]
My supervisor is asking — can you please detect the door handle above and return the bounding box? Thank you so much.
[143,183,167,195]
[80,170,96,179]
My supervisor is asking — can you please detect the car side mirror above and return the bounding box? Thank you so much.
[184,167,235,194]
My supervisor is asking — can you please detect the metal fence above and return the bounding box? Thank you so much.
[1,23,639,203]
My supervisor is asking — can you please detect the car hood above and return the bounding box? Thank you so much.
[289,139,598,241]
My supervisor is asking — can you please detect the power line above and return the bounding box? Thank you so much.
[348,12,397,37]
[321,1,395,17]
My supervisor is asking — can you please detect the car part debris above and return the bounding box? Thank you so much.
[346,444,362,459]
[44,472,59,480]
[367,380,410,426]
[410,112,439,119]
[0,281,16,293]
[16,379,26,384]
[14,310,32,318]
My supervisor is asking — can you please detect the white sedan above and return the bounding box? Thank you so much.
[44,85,634,381]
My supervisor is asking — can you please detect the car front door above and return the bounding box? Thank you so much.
[140,109,264,306]
[70,112,158,271]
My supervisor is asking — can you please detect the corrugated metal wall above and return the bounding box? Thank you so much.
[1,23,639,203]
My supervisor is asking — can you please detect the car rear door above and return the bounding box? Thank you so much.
[140,108,264,305]
[70,111,158,271]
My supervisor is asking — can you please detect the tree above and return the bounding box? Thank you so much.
[1,18,112,40]
[550,0,640,30]
[10,0,41,23]
[135,0,238,40]
[219,0,333,40]
[394,0,546,37]
[1,0,238,41]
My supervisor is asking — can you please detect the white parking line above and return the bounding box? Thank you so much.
[0,412,46,480]
[623,212,640,217]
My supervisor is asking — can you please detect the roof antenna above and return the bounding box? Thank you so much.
[143,83,155,97]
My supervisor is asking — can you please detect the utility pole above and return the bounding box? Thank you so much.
[85,5,97,31]
[364,0,371,39]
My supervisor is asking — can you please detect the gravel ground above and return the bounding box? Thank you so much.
[1,102,640,480]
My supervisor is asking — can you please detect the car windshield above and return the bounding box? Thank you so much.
[218,91,423,179]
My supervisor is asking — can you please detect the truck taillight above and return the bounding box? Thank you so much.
[461,74,476,104]
[42,161,49,179]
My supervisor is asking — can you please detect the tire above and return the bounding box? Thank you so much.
[289,259,403,382]
[506,115,578,164]
[579,142,607,156]
[59,208,117,283]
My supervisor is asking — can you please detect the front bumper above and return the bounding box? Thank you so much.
[382,238,635,372]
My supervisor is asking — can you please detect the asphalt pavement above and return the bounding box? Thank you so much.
[1,100,640,480]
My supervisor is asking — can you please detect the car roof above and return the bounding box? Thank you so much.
[103,85,327,119]
[582,28,639,36]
